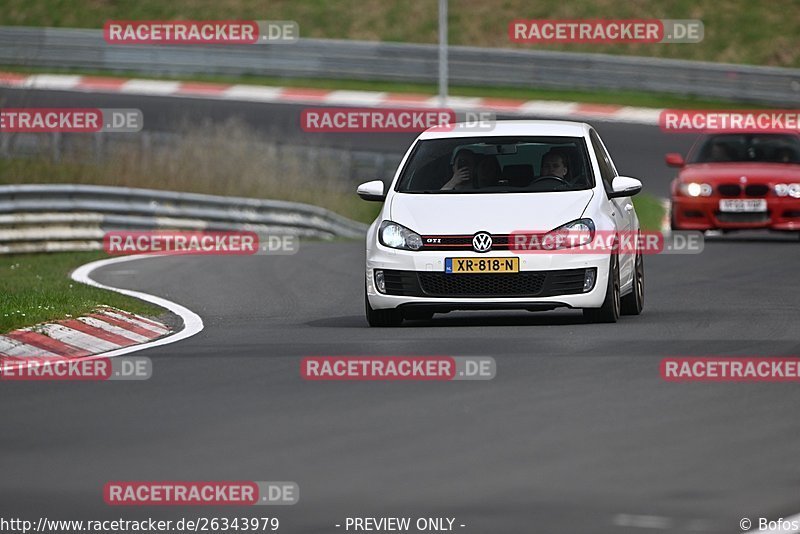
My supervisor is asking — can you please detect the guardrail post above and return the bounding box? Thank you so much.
[438,0,448,106]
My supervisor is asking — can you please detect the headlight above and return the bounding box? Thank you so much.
[543,218,596,249]
[679,182,713,197]
[379,221,423,251]
[775,183,800,198]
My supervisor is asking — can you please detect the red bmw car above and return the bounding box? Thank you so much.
[668,133,800,236]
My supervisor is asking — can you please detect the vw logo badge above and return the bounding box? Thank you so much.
[472,232,493,252]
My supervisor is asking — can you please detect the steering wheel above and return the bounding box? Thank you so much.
[530,175,570,186]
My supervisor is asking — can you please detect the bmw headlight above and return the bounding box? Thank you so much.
[544,218,596,249]
[775,183,800,198]
[379,221,423,251]
[679,182,713,197]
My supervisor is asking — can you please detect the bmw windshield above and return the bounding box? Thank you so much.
[690,133,800,164]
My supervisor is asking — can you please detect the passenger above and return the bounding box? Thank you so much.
[775,147,796,163]
[441,149,478,190]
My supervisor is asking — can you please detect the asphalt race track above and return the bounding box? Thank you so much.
[3,235,800,533]
[2,87,800,533]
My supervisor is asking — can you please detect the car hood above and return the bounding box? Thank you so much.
[678,162,800,182]
[388,190,594,234]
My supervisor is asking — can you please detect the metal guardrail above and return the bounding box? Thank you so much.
[0,184,368,254]
[1,26,799,105]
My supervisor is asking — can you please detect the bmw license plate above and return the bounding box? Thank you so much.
[719,199,767,212]
[445,257,519,274]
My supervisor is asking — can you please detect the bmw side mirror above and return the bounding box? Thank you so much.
[609,176,643,198]
[357,180,386,202]
[665,153,685,167]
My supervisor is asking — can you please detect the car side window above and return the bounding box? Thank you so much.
[589,130,616,195]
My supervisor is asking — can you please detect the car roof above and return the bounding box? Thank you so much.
[418,120,592,140]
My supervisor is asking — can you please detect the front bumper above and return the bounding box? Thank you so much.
[366,248,610,311]
[672,196,800,231]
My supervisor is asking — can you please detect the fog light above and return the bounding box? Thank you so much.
[374,270,386,293]
[583,268,597,292]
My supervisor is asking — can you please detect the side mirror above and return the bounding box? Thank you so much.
[665,153,685,167]
[357,180,386,202]
[609,176,643,198]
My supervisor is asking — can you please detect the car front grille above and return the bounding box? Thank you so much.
[421,234,514,251]
[717,184,741,197]
[419,272,546,296]
[717,183,770,197]
[744,184,769,197]
[715,212,771,223]
[381,269,589,298]
[382,270,420,296]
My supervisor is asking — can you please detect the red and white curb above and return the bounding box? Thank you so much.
[0,72,663,125]
[1,254,204,371]
[0,306,170,364]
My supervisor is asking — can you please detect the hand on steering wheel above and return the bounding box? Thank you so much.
[530,175,569,186]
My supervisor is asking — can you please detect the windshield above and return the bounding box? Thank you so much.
[690,133,800,164]
[395,136,594,193]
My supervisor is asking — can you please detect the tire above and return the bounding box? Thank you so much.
[620,252,644,316]
[583,256,620,324]
[365,290,403,327]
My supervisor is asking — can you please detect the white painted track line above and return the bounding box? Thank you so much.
[71,254,204,359]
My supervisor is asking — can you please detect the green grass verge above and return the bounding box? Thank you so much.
[0,0,797,68]
[0,251,163,333]
[1,65,772,110]
[633,193,666,231]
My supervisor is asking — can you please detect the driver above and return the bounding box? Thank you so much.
[540,150,570,181]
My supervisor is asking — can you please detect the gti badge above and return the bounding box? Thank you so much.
[472,232,493,252]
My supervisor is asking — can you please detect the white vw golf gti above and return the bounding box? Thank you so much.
[358,121,645,326]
